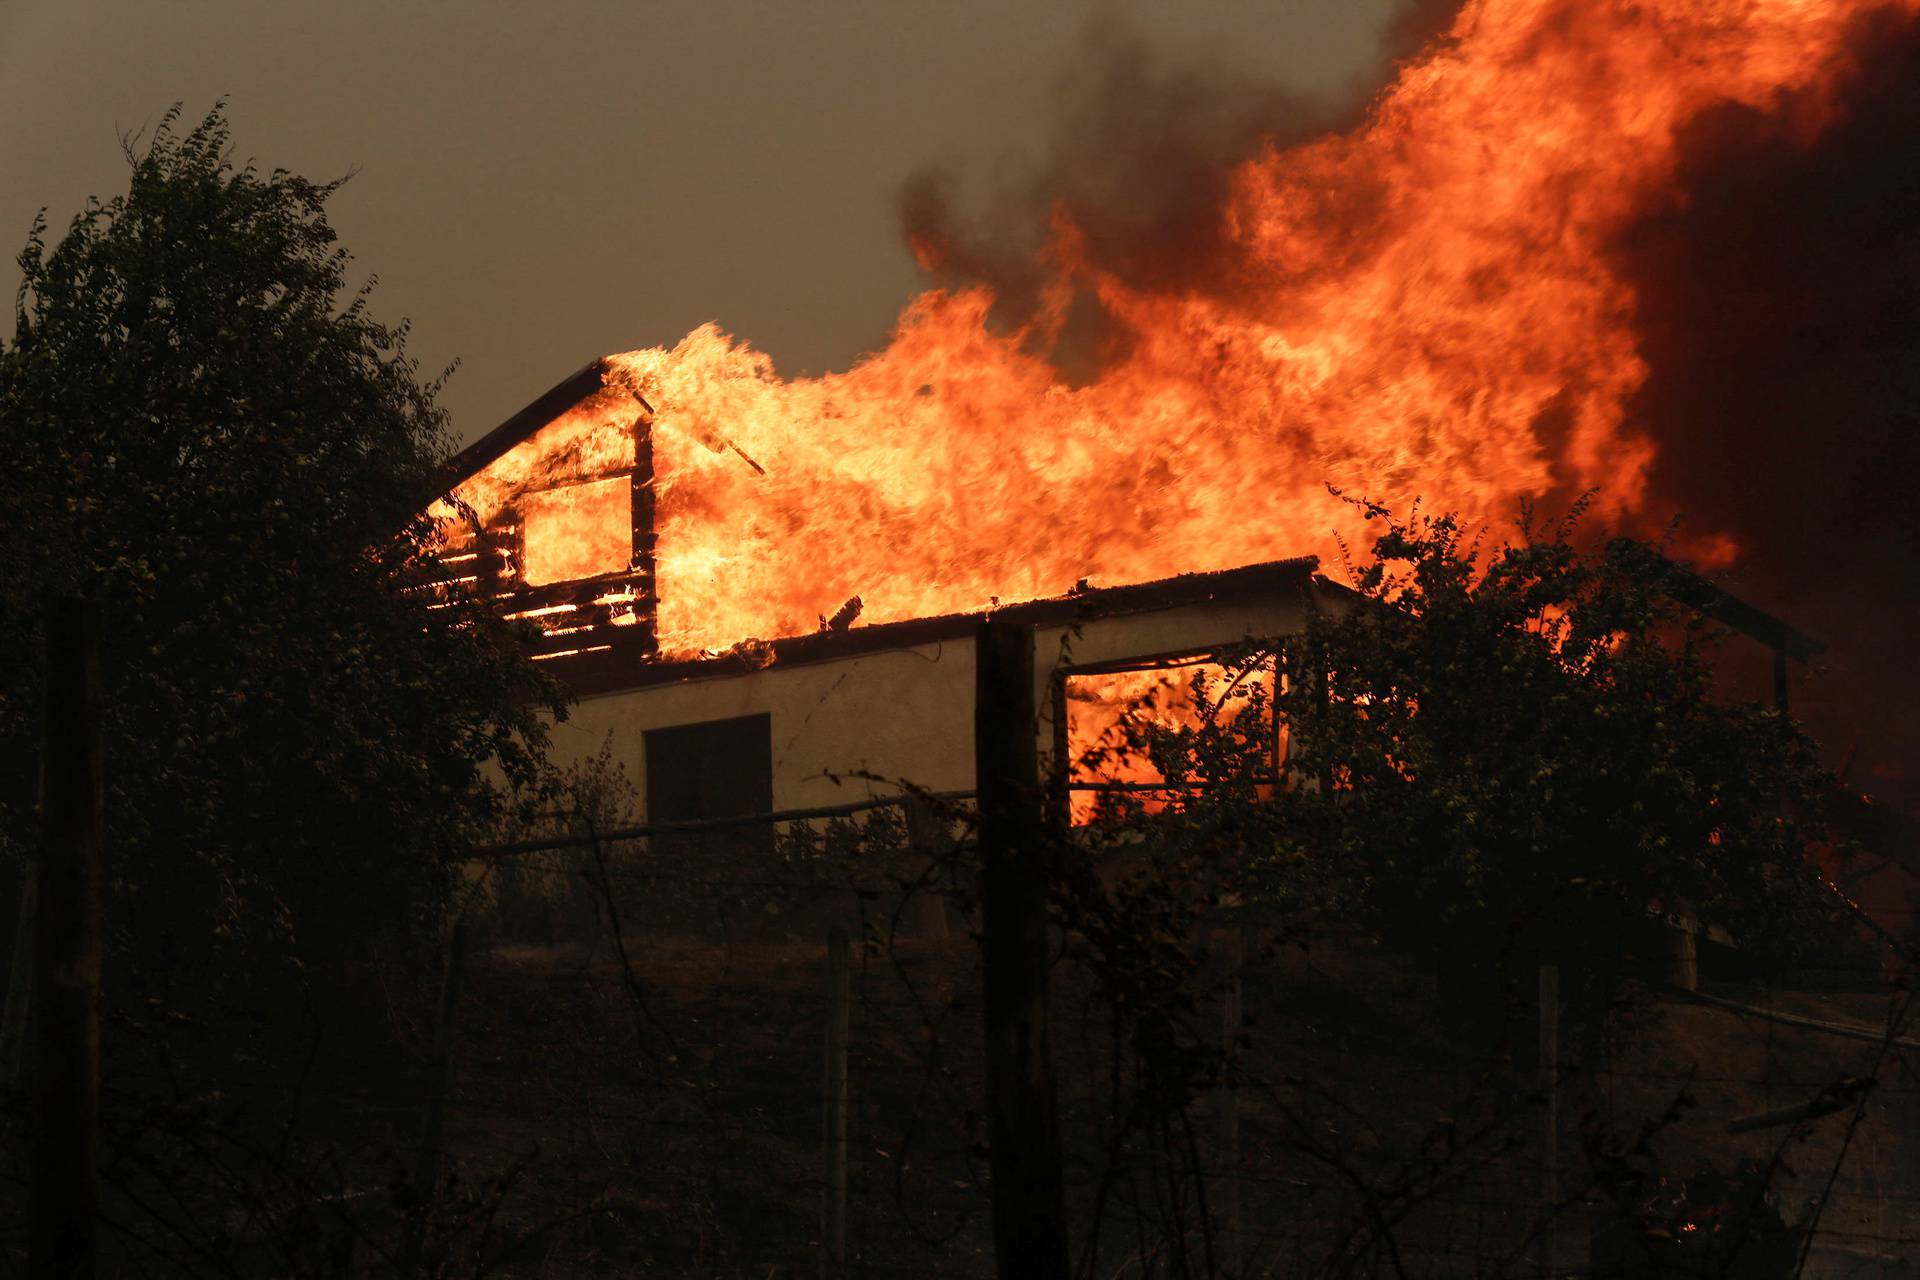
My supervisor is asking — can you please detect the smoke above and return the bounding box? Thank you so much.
[899,5,1466,379]
[1619,6,1920,804]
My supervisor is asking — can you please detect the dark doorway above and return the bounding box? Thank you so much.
[644,713,774,860]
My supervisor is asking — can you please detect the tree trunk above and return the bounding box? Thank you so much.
[30,597,104,1280]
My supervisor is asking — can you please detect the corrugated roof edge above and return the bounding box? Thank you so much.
[558,556,1334,698]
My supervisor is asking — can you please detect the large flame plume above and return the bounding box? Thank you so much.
[451,0,1916,692]
[583,0,1908,656]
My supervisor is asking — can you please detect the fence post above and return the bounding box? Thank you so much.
[402,914,470,1273]
[1218,925,1244,1276]
[975,620,1070,1280]
[30,597,104,1280]
[1666,918,1698,992]
[822,925,851,1279]
[0,859,38,1088]
[1537,963,1560,1280]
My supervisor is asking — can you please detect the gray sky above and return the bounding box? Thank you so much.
[0,1,1401,444]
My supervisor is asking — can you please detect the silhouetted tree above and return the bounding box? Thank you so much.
[1261,501,1841,997]
[0,103,562,1049]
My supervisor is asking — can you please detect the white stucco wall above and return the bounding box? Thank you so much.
[546,586,1328,817]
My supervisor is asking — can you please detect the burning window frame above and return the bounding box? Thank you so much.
[433,376,661,666]
[1050,643,1289,825]
[516,474,639,588]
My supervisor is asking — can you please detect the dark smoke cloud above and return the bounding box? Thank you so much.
[1620,6,1920,804]
[1379,0,1473,62]
[898,5,1466,379]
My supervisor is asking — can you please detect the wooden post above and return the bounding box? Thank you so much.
[821,925,851,1280]
[1667,919,1698,992]
[1049,670,1071,830]
[1218,926,1244,1276]
[1537,964,1559,1280]
[629,408,661,659]
[30,598,104,1280]
[403,915,469,1273]
[975,620,1070,1280]
[0,859,38,1087]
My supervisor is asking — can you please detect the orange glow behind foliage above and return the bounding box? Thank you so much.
[1066,661,1279,823]
[449,0,1907,658]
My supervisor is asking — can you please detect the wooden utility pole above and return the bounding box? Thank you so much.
[30,598,104,1280]
[821,925,851,1279]
[975,620,1070,1280]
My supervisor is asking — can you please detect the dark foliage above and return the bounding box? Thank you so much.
[1030,502,1866,1274]
[1258,500,1843,983]
[1590,1159,1801,1280]
[1059,500,1852,1134]
[0,104,562,1035]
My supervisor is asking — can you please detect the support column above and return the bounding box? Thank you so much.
[976,621,1069,1280]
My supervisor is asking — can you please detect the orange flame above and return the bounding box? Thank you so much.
[519,476,632,586]
[453,0,1905,659]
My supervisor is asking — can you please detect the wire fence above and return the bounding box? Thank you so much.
[0,790,1911,1278]
[381,798,1920,1280]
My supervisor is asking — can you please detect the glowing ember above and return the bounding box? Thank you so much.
[444,0,1912,660]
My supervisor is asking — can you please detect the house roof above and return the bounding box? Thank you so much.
[441,363,1331,697]
[1610,540,1824,661]
[444,359,612,486]
[558,556,1331,698]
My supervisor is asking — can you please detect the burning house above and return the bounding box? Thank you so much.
[434,352,1920,944]
[426,0,1920,926]
[435,359,1349,823]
